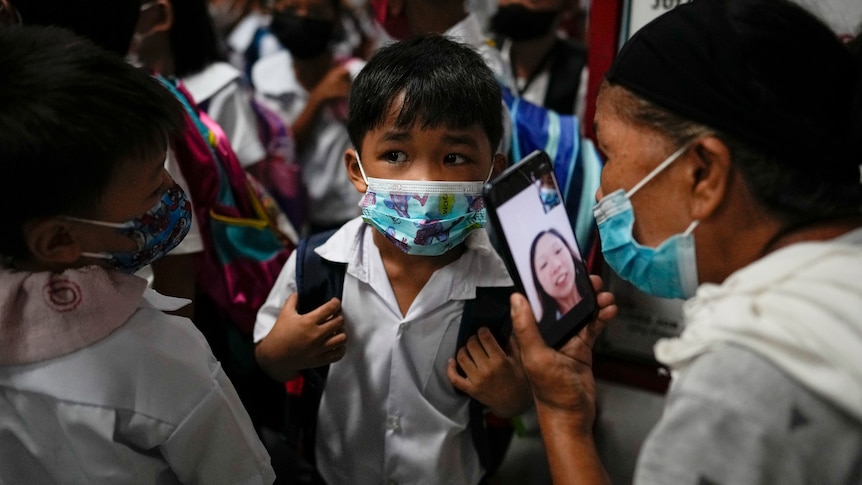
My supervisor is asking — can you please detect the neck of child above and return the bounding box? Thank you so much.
[372,229,466,317]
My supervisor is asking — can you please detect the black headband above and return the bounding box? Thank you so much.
[605,0,856,170]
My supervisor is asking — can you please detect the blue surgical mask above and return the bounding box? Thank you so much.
[592,144,699,299]
[355,151,492,256]
[66,184,193,273]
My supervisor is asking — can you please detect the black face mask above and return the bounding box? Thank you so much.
[491,5,558,42]
[270,11,335,60]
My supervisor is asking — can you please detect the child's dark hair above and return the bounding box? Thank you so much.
[346,34,503,154]
[13,0,143,55]
[170,0,229,78]
[0,25,185,259]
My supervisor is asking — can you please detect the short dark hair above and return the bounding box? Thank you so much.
[170,0,228,78]
[346,34,503,155]
[0,26,185,258]
[13,0,142,55]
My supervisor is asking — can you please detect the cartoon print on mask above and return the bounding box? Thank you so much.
[385,226,412,252]
[465,195,485,213]
[414,216,464,246]
[384,193,414,218]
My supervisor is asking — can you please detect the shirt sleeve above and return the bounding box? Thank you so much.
[207,82,267,168]
[160,363,276,485]
[253,250,299,343]
[634,368,804,484]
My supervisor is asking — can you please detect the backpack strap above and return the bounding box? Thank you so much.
[289,228,344,470]
[457,286,516,479]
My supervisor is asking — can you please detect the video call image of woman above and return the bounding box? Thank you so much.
[529,228,589,327]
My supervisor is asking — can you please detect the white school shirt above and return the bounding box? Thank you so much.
[182,61,266,168]
[251,53,365,227]
[0,268,275,485]
[254,217,513,485]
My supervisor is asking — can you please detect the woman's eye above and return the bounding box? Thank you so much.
[444,153,468,165]
[384,151,408,163]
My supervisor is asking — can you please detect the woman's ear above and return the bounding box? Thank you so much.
[688,135,732,221]
[345,149,368,194]
[22,218,82,266]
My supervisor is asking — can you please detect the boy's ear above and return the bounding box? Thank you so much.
[22,218,82,266]
[345,149,368,194]
[136,0,173,38]
[491,153,508,178]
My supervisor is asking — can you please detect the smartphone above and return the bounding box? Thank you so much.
[484,150,598,349]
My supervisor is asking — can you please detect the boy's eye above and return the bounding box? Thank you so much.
[384,151,408,163]
[444,153,468,165]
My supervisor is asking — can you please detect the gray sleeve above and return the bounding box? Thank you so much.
[634,351,806,485]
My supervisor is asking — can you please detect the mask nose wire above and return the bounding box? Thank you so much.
[627,143,690,199]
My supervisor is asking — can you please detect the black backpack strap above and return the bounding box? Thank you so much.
[290,228,345,473]
[457,286,516,478]
[544,38,588,116]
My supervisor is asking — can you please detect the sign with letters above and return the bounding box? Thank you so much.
[620,0,693,44]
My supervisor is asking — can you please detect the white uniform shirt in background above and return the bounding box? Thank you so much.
[182,61,266,168]
[251,54,365,227]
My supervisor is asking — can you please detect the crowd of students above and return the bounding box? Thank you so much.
[1,0,860,484]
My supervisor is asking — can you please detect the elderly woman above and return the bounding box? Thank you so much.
[509,0,862,483]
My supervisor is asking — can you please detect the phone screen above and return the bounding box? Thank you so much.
[485,150,597,347]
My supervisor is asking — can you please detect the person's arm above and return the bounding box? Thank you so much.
[509,275,618,485]
[291,64,351,154]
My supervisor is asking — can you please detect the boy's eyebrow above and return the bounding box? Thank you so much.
[442,133,481,149]
[379,131,412,143]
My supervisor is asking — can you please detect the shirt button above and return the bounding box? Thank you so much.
[399,322,411,331]
[386,416,401,431]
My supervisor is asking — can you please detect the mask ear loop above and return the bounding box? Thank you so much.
[627,143,691,199]
[353,149,369,185]
[484,157,496,183]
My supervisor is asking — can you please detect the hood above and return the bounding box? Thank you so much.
[655,228,862,422]
[0,266,147,366]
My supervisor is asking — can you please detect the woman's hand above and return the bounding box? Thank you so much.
[509,274,617,485]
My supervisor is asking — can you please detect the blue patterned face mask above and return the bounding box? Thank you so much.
[65,184,193,273]
[592,144,700,299]
[355,152,491,256]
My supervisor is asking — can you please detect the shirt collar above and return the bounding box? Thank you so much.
[316,217,513,299]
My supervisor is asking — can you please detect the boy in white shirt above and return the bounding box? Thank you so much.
[0,26,274,484]
[254,34,531,484]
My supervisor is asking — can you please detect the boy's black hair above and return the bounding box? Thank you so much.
[0,26,185,259]
[13,0,142,55]
[170,0,229,78]
[346,34,503,154]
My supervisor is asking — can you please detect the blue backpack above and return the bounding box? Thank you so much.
[286,228,516,482]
